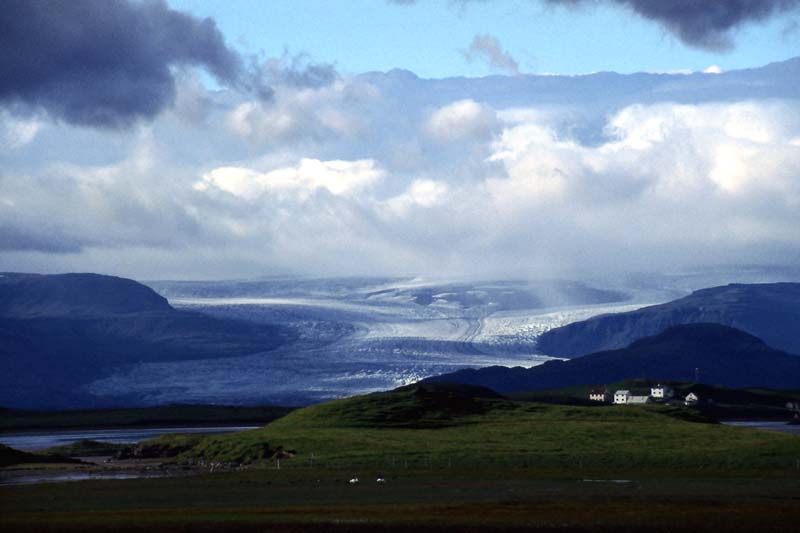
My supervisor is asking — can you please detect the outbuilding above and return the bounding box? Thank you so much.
[589,389,611,402]
[685,392,699,406]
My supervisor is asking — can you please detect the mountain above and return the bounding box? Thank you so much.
[0,273,293,409]
[427,324,800,393]
[536,283,800,357]
[360,57,800,109]
[0,272,172,318]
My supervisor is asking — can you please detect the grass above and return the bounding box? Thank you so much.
[36,439,128,457]
[171,384,800,471]
[513,380,800,420]
[3,383,800,531]
[2,469,800,531]
[0,444,80,467]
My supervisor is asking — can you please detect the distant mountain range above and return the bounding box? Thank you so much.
[427,323,800,393]
[537,283,800,357]
[4,274,799,409]
[0,273,293,409]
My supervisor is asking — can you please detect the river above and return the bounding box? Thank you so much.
[721,420,800,435]
[0,426,259,451]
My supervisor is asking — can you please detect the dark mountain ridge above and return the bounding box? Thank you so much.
[0,272,172,317]
[0,273,293,409]
[427,323,800,393]
[537,282,800,357]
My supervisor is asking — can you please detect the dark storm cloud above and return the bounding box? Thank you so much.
[0,0,270,128]
[546,0,800,50]
[0,225,83,254]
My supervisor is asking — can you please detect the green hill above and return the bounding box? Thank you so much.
[163,383,800,471]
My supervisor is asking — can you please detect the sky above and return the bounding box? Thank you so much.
[168,0,800,77]
[1,0,799,280]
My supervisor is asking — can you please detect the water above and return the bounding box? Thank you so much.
[1,472,170,486]
[0,426,258,452]
[722,421,800,436]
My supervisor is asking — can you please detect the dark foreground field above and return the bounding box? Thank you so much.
[2,468,800,532]
[3,384,799,531]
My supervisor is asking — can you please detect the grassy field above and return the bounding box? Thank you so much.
[2,384,800,531]
[174,384,800,471]
[2,468,800,531]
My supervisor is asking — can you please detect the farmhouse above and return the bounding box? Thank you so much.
[613,390,631,404]
[685,392,699,406]
[650,384,674,400]
[589,389,611,402]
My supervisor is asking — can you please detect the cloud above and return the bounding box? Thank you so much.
[0,111,42,150]
[0,0,264,128]
[546,0,800,51]
[0,133,215,256]
[196,158,384,200]
[257,52,338,89]
[426,99,499,142]
[386,179,449,214]
[486,101,800,248]
[396,1,800,51]
[226,79,376,145]
[0,224,83,254]
[2,63,800,279]
[462,34,520,74]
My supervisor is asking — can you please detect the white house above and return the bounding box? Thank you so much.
[589,389,611,402]
[628,395,651,405]
[613,390,631,404]
[684,392,699,406]
[650,384,674,400]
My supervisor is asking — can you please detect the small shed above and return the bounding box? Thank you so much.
[628,395,651,405]
[684,392,699,406]
[589,389,611,402]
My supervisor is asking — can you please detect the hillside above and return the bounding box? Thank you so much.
[427,324,800,393]
[165,382,800,471]
[0,444,80,468]
[0,272,172,318]
[536,283,800,357]
[0,273,294,409]
[511,379,800,420]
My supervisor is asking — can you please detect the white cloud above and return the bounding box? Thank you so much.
[386,179,449,214]
[226,81,375,145]
[0,111,42,150]
[3,62,800,279]
[197,158,384,200]
[426,99,498,142]
[485,101,800,250]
